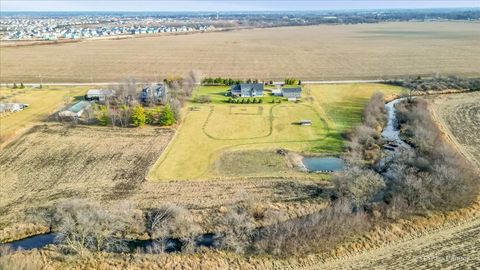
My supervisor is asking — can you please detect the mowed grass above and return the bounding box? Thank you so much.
[2,22,478,83]
[0,86,88,143]
[148,83,404,181]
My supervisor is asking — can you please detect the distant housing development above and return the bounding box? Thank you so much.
[229,83,264,97]
[0,15,216,41]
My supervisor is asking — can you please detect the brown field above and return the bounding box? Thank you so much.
[0,124,174,230]
[1,22,480,83]
[430,92,480,168]
[0,123,329,237]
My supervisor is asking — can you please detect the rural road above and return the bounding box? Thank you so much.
[13,79,385,87]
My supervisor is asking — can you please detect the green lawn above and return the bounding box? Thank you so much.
[148,83,404,181]
[192,85,284,104]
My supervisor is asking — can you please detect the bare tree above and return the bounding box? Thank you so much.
[146,203,201,253]
[332,166,385,209]
[53,199,137,256]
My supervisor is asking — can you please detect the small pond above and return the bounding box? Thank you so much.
[302,157,345,172]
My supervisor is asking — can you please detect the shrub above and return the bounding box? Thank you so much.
[95,105,109,126]
[332,167,385,209]
[363,92,386,131]
[145,107,161,124]
[284,78,299,85]
[146,204,201,253]
[53,199,136,255]
[159,104,176,126]
[253,200,370,256]
[131,105,147,127]
[195,95,211,103]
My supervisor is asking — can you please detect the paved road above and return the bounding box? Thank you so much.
[13,79,385,87]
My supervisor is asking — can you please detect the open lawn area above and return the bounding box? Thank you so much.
[0,86,89,143]
[148,83,404,180]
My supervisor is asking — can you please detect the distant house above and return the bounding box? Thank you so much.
[59,101,91,118]
[85,89,115,102]
[281,87,302,101]
[140,84,168,104]
[230,83,264,97]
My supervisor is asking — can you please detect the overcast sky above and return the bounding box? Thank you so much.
[1,0,479,12]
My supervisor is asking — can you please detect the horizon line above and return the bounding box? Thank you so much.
[2,6,480,13]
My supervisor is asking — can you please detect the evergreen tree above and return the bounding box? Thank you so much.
[13,83,18,89]
[159,104,176,126]
[20,82,25,89]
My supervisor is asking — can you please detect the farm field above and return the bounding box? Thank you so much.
[0,86,88,143]
[1,22,480,83]
[0,123,331,234]
[0,124,174,229]
[148,83,403,181]
[313,213,480,269]
[430,92,480,168]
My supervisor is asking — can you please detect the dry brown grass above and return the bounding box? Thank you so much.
[1,22,479,83]
[0,123,331,239]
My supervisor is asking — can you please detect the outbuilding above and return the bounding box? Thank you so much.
[281,87,302,101]
[59,101,91,118]
[85,89,115,102]
[299,119,312,126]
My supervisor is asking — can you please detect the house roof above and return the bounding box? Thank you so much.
[86,89,115,96]
[231,83,264,96]
[68,101,91,113]
[282,87,302,98]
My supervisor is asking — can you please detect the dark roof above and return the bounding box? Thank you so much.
[231,83,264,96]
[282,87,302,98]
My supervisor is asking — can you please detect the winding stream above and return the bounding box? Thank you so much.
[382,97,410,149]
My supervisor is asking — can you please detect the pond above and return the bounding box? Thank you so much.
[302,157,345,172]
